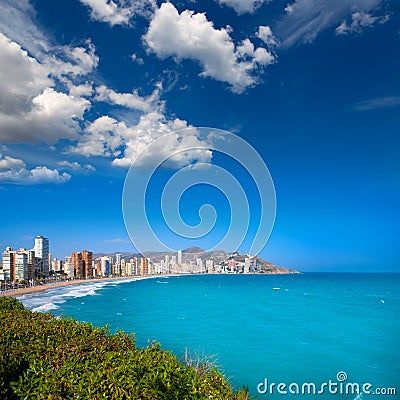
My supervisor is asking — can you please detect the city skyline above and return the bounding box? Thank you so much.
[0,1,399,272]
[1,234,296,284]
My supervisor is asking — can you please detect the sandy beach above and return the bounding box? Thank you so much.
[0,276,140,298]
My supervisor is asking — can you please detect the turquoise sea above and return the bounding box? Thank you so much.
[19,273,400,398]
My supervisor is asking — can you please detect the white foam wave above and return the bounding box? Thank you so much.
[19,278,140,313]
[32,302,59,313]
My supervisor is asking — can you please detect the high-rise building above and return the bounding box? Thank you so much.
[24,249,35,280]
[196,258,203,273]
[63,256,74,278]
[165,254,170,274]
[244,258,251,273]
[15,252,28,281]
[72,250,93,278]
[132,257,138,275]
[171,255,176,273]
[81,250,93,277]
[116,253,122,274]
[1,247,15,281]
[140,257,149,275]
[48,253,52,271]
[177,250,182,265]
[34,236,49,277]
[121,258,126,276]
[100,256,111,276]
[72,252,84,277]
[51,258,63,273]
[206,260,214,273]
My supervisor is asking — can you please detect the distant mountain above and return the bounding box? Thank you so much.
[94,247,300,274]
[182,246,205,253]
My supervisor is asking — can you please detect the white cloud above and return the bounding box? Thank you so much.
[0,34,91,144]
[70,111,212,169]
[71,115,126,158]
[95,85,160,112]
[58,160,96,173]
[335,11,389,35]
[257,26,278,47]
[0,0,50,59]
[28,167,71,184]
[0,154,25,172]
[46,41,99,78]
[79,0,156,26]
[276,0,386,47]
[143,2,273,93]
[110,113,204,168]
[285,4,294,14]
[237,39,275,65]
[65,81,94,97]
[0,154,71,185]
[215,0,268,14]
[0,33,51,114]
[131,53,144,65]
[58,161,82,170]
[0,1,100,147]
[0,1,99,74]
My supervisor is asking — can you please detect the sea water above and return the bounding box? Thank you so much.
[18,273,400,398]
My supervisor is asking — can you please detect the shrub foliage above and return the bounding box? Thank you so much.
[0,297,251,399]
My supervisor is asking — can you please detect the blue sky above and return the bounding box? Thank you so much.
[0,0,399,272]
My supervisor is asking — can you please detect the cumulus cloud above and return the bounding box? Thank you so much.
[236,39,275,65]
[70,115,126,158]
[79,0,156,26]
[143,2,273,93]
[0,154,71,185]
[276,0,387,47]
[0,33,51,115]
[215,0,268,14]
[95,85,160,112]
[46,41,99,78]
[0,33,92,144]
[257,26,278,47]
[58,160,96,173]
[69,111,212,169]
[65,81,94,97]
[0,0,50,59]
[110,114,205,168]
[335,11,389,35]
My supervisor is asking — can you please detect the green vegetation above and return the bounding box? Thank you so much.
[0,297,252,399]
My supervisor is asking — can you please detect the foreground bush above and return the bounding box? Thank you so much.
[0,297,251,399]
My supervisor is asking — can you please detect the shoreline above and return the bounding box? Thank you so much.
[0,276,147,298]
[0,271,302,298]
